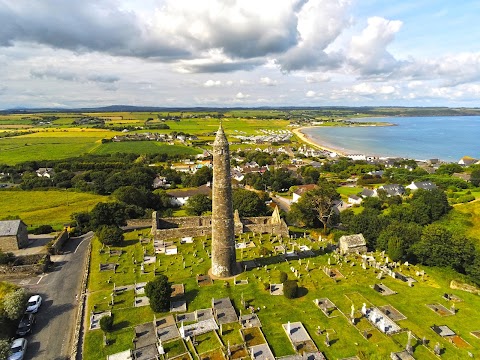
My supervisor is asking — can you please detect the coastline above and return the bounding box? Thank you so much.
[292,126,348,156]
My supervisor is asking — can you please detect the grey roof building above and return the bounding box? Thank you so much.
[0,220,29,251]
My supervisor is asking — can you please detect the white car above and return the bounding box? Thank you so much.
[25,295,42,313]
[8,338,27,360]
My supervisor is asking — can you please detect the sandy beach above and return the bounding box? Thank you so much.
[292,126,347,156]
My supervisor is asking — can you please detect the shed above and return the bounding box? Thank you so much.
[0,220,29,251]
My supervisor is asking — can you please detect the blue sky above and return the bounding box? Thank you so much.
[1,0,480,109]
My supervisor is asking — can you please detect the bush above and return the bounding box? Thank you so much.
[31,224,54,234]
[100,315,113,332]
[0,251,15,264]
[96,225,124,246]
[279,271,288,283]
[2,288,29,320]
[283,280,298,299]
[259,246,272,256]
[145,275,173,312]
[263,282,270,291]
[0,339,10,360]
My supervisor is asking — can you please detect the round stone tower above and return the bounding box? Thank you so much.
[211,124,236,277]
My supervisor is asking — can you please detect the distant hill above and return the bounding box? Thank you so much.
[1,105,480,117]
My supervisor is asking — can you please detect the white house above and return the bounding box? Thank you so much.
[36,168,55,178]
[348,195,363,205]
[292,184,317,203]
[167,184,212,206]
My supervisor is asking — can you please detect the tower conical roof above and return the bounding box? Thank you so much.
[213,124,228,146]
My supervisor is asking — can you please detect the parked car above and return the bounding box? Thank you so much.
[25,295,42,313]
[8,338,27,360]
[16,313,36,336]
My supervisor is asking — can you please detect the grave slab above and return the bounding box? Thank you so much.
[270,283,284,296]
[134,296,150,307]
[171,299,187,313]
[240,314,262,328]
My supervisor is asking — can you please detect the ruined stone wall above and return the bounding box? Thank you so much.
[126,219,152,228]
[0,254,50,275]
[152,212,289,240]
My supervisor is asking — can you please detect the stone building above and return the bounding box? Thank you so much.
[338,233,367,255]
[0,220,29,251]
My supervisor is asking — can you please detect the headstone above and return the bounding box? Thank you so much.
[406,331,413,354]
[434,342,441,356]
[180,321,185,338]
[361,303,367,315]
[324,332,330,347]
[287,321,291,335]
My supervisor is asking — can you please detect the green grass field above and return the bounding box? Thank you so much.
[439,199,480,242]
[0,190,108,229]
[0,129,112,164]
[92,142,202,156]
[83,230,480,360]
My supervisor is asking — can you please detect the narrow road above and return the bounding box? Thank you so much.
[272,194,292,212]
[22,232,93,360]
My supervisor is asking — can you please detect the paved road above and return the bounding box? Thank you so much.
[19,232,93,360]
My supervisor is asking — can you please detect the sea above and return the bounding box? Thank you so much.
[302,116,480,162]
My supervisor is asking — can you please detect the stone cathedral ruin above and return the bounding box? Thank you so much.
[151,124,289,277]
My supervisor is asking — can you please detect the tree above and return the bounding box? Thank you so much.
[232,189,268,217]
[2,288,28,320]
[145,275,173,312]
[291,179,340,233]
[410,189,450,224]
[283,280,298,299]
[112,186,148,208]
[100,315,114,332]
[377,221,422,259]
[96,225,124,246]
[90,202,128,229]
[471,169,480,187]
[185,194,212,215]
[387,236,404,262]
[413,224,454,267]
[279,271,288,283]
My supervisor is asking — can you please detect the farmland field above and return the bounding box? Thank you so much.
[0,190,109,229]
[92,141,202,156]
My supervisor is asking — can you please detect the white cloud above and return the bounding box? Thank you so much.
[260,77,278,86]
[235,92,250,99]
[348,16,403,75]
[204,80,222,87]
[306,90,317,97]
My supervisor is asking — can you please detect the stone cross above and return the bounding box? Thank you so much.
[325,332,330,347]
[434,342,441,355]
[287,321,291,334]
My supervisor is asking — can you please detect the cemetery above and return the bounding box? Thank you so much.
[84,229,480,360]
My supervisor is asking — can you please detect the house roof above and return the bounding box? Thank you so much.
[0,220,24,236]
[380,184,405,196]
[411,181,437,190]
[293,184,317,196]
[339,233,366,247]
[360,188,376,197]
[348,195,361,201]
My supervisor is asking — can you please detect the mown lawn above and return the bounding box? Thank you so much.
[0,190,109,229]
[83,228,480,360]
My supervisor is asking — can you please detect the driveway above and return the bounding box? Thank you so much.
[13,232,93,360]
